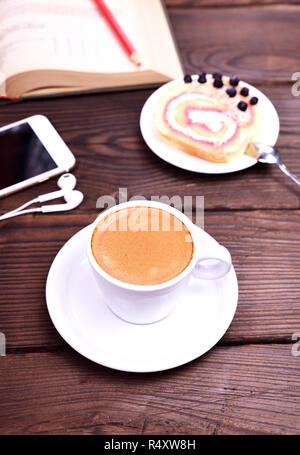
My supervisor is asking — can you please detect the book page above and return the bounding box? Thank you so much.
[0,0,151,81]
[136,0,183,81]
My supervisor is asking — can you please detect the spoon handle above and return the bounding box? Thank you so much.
[278,162,300,186]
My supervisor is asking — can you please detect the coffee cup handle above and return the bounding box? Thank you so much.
[192,244,232,280]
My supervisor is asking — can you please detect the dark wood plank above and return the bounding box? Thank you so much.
[1,210,300,349]
[0,84,300,212]
[1,344,300,434]
[169,4,300,84]
[166,0,300,7]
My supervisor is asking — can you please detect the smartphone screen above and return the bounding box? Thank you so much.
[0,122,57,190]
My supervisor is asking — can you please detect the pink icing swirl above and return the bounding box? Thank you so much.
[163,91,253,147]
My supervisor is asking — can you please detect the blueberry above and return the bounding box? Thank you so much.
[240,87,249,97]
[213,72,222,80]
[184,74,193,83]
[213,78,223,88]
[229,76,240,87]
[237,101,248,111]
[226,86,237,98]
[198,72,207,83]
[250,96,258,105]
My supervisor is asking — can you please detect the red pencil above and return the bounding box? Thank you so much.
[93,0,141,66]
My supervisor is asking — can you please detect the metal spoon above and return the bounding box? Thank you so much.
[248,143,300,187]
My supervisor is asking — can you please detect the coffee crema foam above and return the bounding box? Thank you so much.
[91,207,194,285]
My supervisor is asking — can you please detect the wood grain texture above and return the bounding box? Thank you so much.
[1,210,300,349]
[0,85,300,212]
[1,344,300,435]
[1,0,300,436]
[166,0,300,7]
[169,4,300,84]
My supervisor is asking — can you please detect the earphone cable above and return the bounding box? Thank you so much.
[0,197,40,221]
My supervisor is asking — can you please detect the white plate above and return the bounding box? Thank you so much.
[140,76,280,174]
[46,225,238,373]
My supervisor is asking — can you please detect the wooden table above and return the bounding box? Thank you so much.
[1,0,300,435]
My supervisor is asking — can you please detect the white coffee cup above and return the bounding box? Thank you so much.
[86,200,232,324]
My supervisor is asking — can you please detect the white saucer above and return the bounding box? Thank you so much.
[46,225,238,373]
[140,76,280,174]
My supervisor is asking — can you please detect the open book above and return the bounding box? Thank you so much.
[0,0,183,99]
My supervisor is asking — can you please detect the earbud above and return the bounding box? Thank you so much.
[41,190,84,212]
[58,173,77,190]
[37,173,77,203]
[0,173,84,221]
[38,173,83,210]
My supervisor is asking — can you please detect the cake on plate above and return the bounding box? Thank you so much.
[154,72,262,163]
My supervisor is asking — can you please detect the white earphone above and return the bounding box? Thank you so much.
[0,173,84,221]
